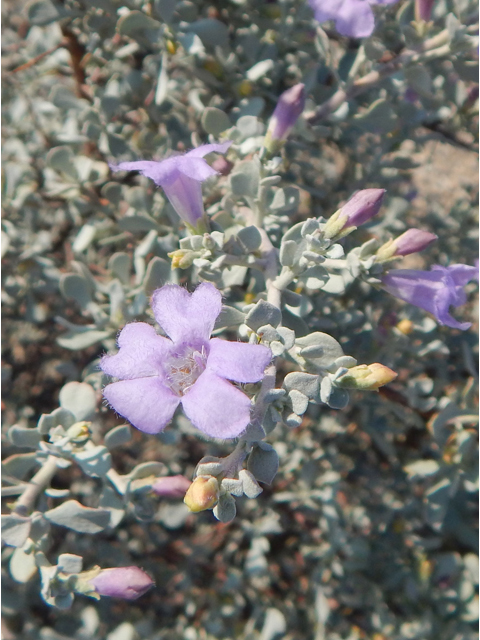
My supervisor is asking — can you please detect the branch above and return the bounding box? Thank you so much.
[304,29,455,125]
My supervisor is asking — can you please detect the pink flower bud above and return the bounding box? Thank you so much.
[151,475,191,498]
[91,567,154,600]
[336,363,398,391]
[393,229,438,256]
[324,189,385,239]
[377,228,437,262]
[339,189,385,226]
[415,0,435,21]
[184,476,219,512]
[265,84,306,152]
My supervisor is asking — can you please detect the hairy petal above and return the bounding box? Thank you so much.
[181,370,252,439]
[151,283,222,344]
[207,338,271,383]
[101,323,171,380]
[103,378,180,434]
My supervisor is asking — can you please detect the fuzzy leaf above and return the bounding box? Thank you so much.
[44,500,110,533]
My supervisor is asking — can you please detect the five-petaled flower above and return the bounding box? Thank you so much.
[381,264,477,330]
[109,142,232,232]
[101,283,271,439]
[308,0,399,39]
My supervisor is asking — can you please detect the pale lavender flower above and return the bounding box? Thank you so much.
[101,283,271,439]
[151,475,191,498]
[109,142,232,230]
[265,84,306,151]
[308,0,399,38]
[91,567,154,600]
[415,0,435,21]
[381,264,478,330]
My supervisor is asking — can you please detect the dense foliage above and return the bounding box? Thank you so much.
[2,0,478,639]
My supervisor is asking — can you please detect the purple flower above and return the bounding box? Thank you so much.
[308,0,399,38]
[265,84,306,151]
[109,142,232,230]
[91,567,154,600]
[101,283,271,439]
[151,475,191,498]
[381,264,478,330]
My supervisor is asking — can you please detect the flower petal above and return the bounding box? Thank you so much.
[181,370,251,439]
[109,158,179,187]
[434,284,471,330]
[151,283,222,344]
[161,173,205,226]
[177,157,218,181]
[101,323,171,380]
[336,0,375,38]
[443,264,478,287]
[207,338,271,383]
[103,378,180,434]
[185,141,232,158]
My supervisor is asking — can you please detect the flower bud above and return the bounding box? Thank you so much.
[396,319,414,335]
[415,0,435,21]
[376,229,437,262]
[264,84,306,154]
[324,189,385,240]
[91,567,154,600]
[184,475,220,512]
[168,249,195,269]
[335,363,397,391]
[151,475,191,499]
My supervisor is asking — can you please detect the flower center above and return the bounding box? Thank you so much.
[165,345,207,396]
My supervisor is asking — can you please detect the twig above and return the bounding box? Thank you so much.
[13,456,59,516]
[305,29,456,125]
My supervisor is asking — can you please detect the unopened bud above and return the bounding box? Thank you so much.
[415,0,435,21]
[396,319,414,335]
[335,363,397,390]
[184,476,219,512]
[66,421,92,443]
[90,567,154,600]
[324,189,385,240]
[168,249,195,269]
[264,84,306,154]
[151,475,191,499]
[376,229,437,262]
[211,156,234,176]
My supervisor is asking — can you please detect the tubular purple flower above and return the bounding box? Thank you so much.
[324,189,385,239]
[415,0,435,21]
[376,228,438,262]
[265,84,306,152]
[109,142,232,232]
[381,264,478,330]
[151,475,191,498]
[91,567,154,600]
[308,0,400,39]
[100,283,271,439]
